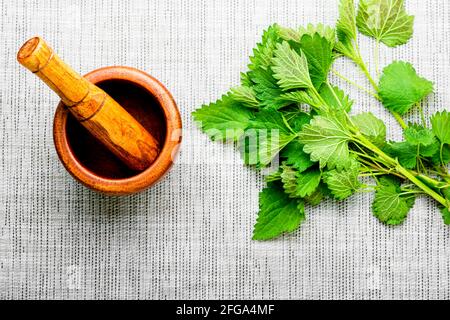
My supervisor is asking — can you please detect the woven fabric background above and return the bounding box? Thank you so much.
[1,0,450,300]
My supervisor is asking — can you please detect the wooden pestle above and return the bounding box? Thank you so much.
[17,37,160,171]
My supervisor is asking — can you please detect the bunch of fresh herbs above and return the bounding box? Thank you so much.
[193,0,450,240]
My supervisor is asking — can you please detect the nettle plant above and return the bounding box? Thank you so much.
[193,0,450,240]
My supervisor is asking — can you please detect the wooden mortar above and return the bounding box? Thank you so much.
[18,38,182,195]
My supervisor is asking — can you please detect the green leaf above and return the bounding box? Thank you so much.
[278,26,302,42]
[305,183,330,206]
[298,24,337,47]
[253,183,305,240]
[323,159,361,200]
[287,111,312,132]
[379,61,433,115]
[299,33,334,89]
[404,124,435,146]
[248,24,281,72]
[279,24,336,46]
[337,0,357,41]
[441,207,450,225]
[387,141,417,169]
[280,164,299,196]
[352,112,386,147]
[265,169,282,183]
[431,111,450,145]
[281,165,322,198]
[281,140,315,173]
[193,94,254,141]
[240,72,253,87]
[443,187,450,200]
[249,68,285,109]
[241,109,296,167]
[420,140,440,158]
[372,176,416,225]
[431,144,450,166]
[299,111,354,170]
[277,90,320,109]
[230,86,260,109]
[334,35,359,61]
[319,84,353,112]
[356,0,414,47]
[271,41,313,90]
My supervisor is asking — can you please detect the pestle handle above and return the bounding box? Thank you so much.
[18,37,160,172]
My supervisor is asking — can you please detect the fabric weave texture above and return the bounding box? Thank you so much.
[1,0,450,299]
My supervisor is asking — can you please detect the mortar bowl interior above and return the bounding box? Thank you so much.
[53,66,182,195]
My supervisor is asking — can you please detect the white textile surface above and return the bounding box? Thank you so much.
[1,0,450,300]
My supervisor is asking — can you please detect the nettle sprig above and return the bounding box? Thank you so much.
[193,0,450,240]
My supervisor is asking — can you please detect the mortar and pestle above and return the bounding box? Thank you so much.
[17,37,182,195]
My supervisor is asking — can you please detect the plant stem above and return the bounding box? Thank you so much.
[375,40,380,77]
[392,111,408,129]
[417,102,427,127]
[351,46,411,130]
[331,69,379,99]
[357,60,379,92]
[354,132,448,207]
[326,81,343,108]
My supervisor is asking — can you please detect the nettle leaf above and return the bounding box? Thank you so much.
[299,33,334,89]
[249,68,285,109]
[320,84,353,112]
[240,72,253,87]
[431,111,450,145]
[281,140,315,173]
[299,24,337,47]
[193,94,254,141]
[287,111,312,132]
[323,159,361,200]
[280,24,336,46]
[387,141,417,169]
[441,207,450,225]
[272,41,313,90]
[387,138,438,169]
[379,61,433,115]
[281,165,322,198]
[337,0,357,41]
[334,34,359,60]
[352,112,386,146]
[241,109,296,167]
[277,90,320,109]
[253,183,305,240]
[299,111,354,170]
[278,26,302,42]
[356,0,414,47]
[402,124,440,160]
[248,24,281,71]
[265,169,282,183]
[230,86,260,109]
[404,124,435,147]
[280,165,298,196]
[305,183,330,206]
[372,176,416,225]
[431,144,450,166]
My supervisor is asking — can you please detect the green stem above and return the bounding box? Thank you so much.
[392,112,408,129]
[354,132,448,207]
[331,69,379,99]
[375,40,380,77]
[357,60,379,92]
[417,103,427,127]
[326,81,343,108]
